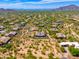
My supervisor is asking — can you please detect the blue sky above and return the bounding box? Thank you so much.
[0,0,79,9]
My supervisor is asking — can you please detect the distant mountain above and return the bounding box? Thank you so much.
[53,5,79,11]
[0,8,16,12]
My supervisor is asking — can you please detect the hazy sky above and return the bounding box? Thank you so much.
[0,0,79,9]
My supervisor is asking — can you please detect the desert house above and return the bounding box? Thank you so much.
[0,36,10,44]
[51,27,59,32]
[0,30,6,34]
[30,27,38,31]
[34,31,46,37]
[12,27,20,31]
[5,31,17,37]
[0,25,5,30]
[56,33,66,39]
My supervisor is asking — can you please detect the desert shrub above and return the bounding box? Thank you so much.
[0,47,7,53]
[60,47,66,53]
[39,57,43,59]
[48,53,54,59]
[6,56,16,59]
[2,43,13,50]
[26,50,37,59]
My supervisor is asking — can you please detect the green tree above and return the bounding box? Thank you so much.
[69,47,79,56]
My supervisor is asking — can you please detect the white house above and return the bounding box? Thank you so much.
[60,42,79,48]
[75,44,79,48]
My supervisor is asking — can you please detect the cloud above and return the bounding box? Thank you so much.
[0,2,53,9]
[2,0,78,4]
[23,0,78,4]
[0,0,78,9]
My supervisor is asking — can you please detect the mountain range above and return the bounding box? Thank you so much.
[0,8,16,12]
[53,5,79,11]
